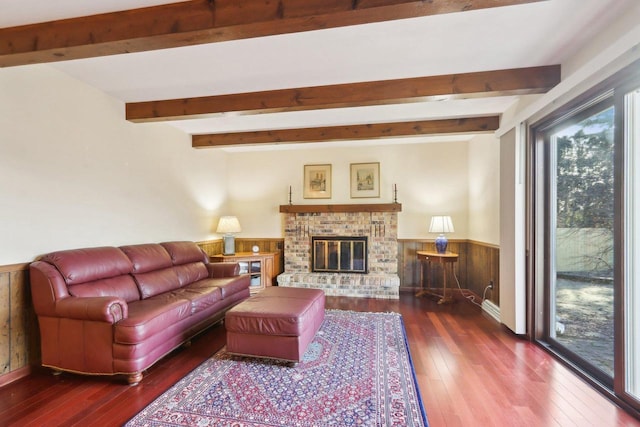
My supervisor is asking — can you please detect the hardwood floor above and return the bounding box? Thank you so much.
[0,293,638,426]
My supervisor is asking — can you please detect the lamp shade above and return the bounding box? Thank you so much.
[429,216,454,234]
[216,216,241,234]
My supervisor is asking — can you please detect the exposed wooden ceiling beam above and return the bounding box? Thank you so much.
[127,66,559,122]
[192,116,500,148]
[0,0,546,67]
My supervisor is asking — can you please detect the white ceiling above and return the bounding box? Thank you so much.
[1,0,633,151]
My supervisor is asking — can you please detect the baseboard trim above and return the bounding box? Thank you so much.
[481,299,501,323]
[0,365,34,387]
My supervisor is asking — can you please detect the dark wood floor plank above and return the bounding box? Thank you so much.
[24,381,108,427]
[0,293,638,426]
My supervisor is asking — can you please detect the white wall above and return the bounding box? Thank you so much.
[467,134,500,246]
[224,141,474,241]
[498,4,640,136]
[499,128,526,334]
[0,65,229,264]
[561,1,640,80]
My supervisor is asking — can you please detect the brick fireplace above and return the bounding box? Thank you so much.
[277,205,400,299]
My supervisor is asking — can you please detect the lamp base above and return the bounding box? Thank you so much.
[434,234,448,254]
[222,235,236,255]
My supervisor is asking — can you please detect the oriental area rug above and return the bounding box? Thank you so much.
[125,310,428,427]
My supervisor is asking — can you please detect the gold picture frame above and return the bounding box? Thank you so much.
[303,164,332,199]
[350,162,380,198]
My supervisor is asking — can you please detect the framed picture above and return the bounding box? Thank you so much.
[350,162,380,198]
[303,164,332,199]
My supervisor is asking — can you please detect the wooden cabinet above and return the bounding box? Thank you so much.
[210,252,276,293]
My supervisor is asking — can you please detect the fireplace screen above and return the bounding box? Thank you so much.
[312,236,368,274]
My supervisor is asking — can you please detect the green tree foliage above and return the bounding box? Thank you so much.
[556,107,615,229]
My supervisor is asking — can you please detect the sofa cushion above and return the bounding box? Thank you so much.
[68,275,140,302]
[41,246,133,285]
[115,296,191,344]
[120,244,172,273]
[173,262,209,287]
[169,286,223,313]
[133,268,181,299]
[161,241,207,266]
[188,276,250,299]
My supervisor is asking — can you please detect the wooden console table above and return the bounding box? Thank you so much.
[415,250,459,304]
[210,252,276,294]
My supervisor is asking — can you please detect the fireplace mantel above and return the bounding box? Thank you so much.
[279,203,402,213]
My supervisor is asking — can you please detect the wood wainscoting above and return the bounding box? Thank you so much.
[0,263,39,386]
[398,239,500,306]
[196,239,224,258]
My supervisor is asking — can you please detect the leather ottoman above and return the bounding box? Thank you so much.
[225,286,325,362]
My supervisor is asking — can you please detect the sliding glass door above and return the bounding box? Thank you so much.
[532,62,640,411]
[546,101,615,384]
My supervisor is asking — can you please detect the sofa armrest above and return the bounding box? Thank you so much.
[55,296,128,323]
[207,262,240,278]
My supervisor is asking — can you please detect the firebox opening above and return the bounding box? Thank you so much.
[312,236,368,274]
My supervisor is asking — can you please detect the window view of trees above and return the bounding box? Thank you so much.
[556,108,614,229]
[552,106,615,377]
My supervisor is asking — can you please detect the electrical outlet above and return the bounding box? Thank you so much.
[488,280,494,290]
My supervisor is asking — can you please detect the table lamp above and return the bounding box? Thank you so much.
[429,215,454,254]
[216,216,241,255]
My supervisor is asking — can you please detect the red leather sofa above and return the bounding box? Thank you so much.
[29,241,250,385]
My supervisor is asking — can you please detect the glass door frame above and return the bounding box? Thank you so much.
[533,94,616,388]
[528,60,640,414]
[617,78,640,408]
